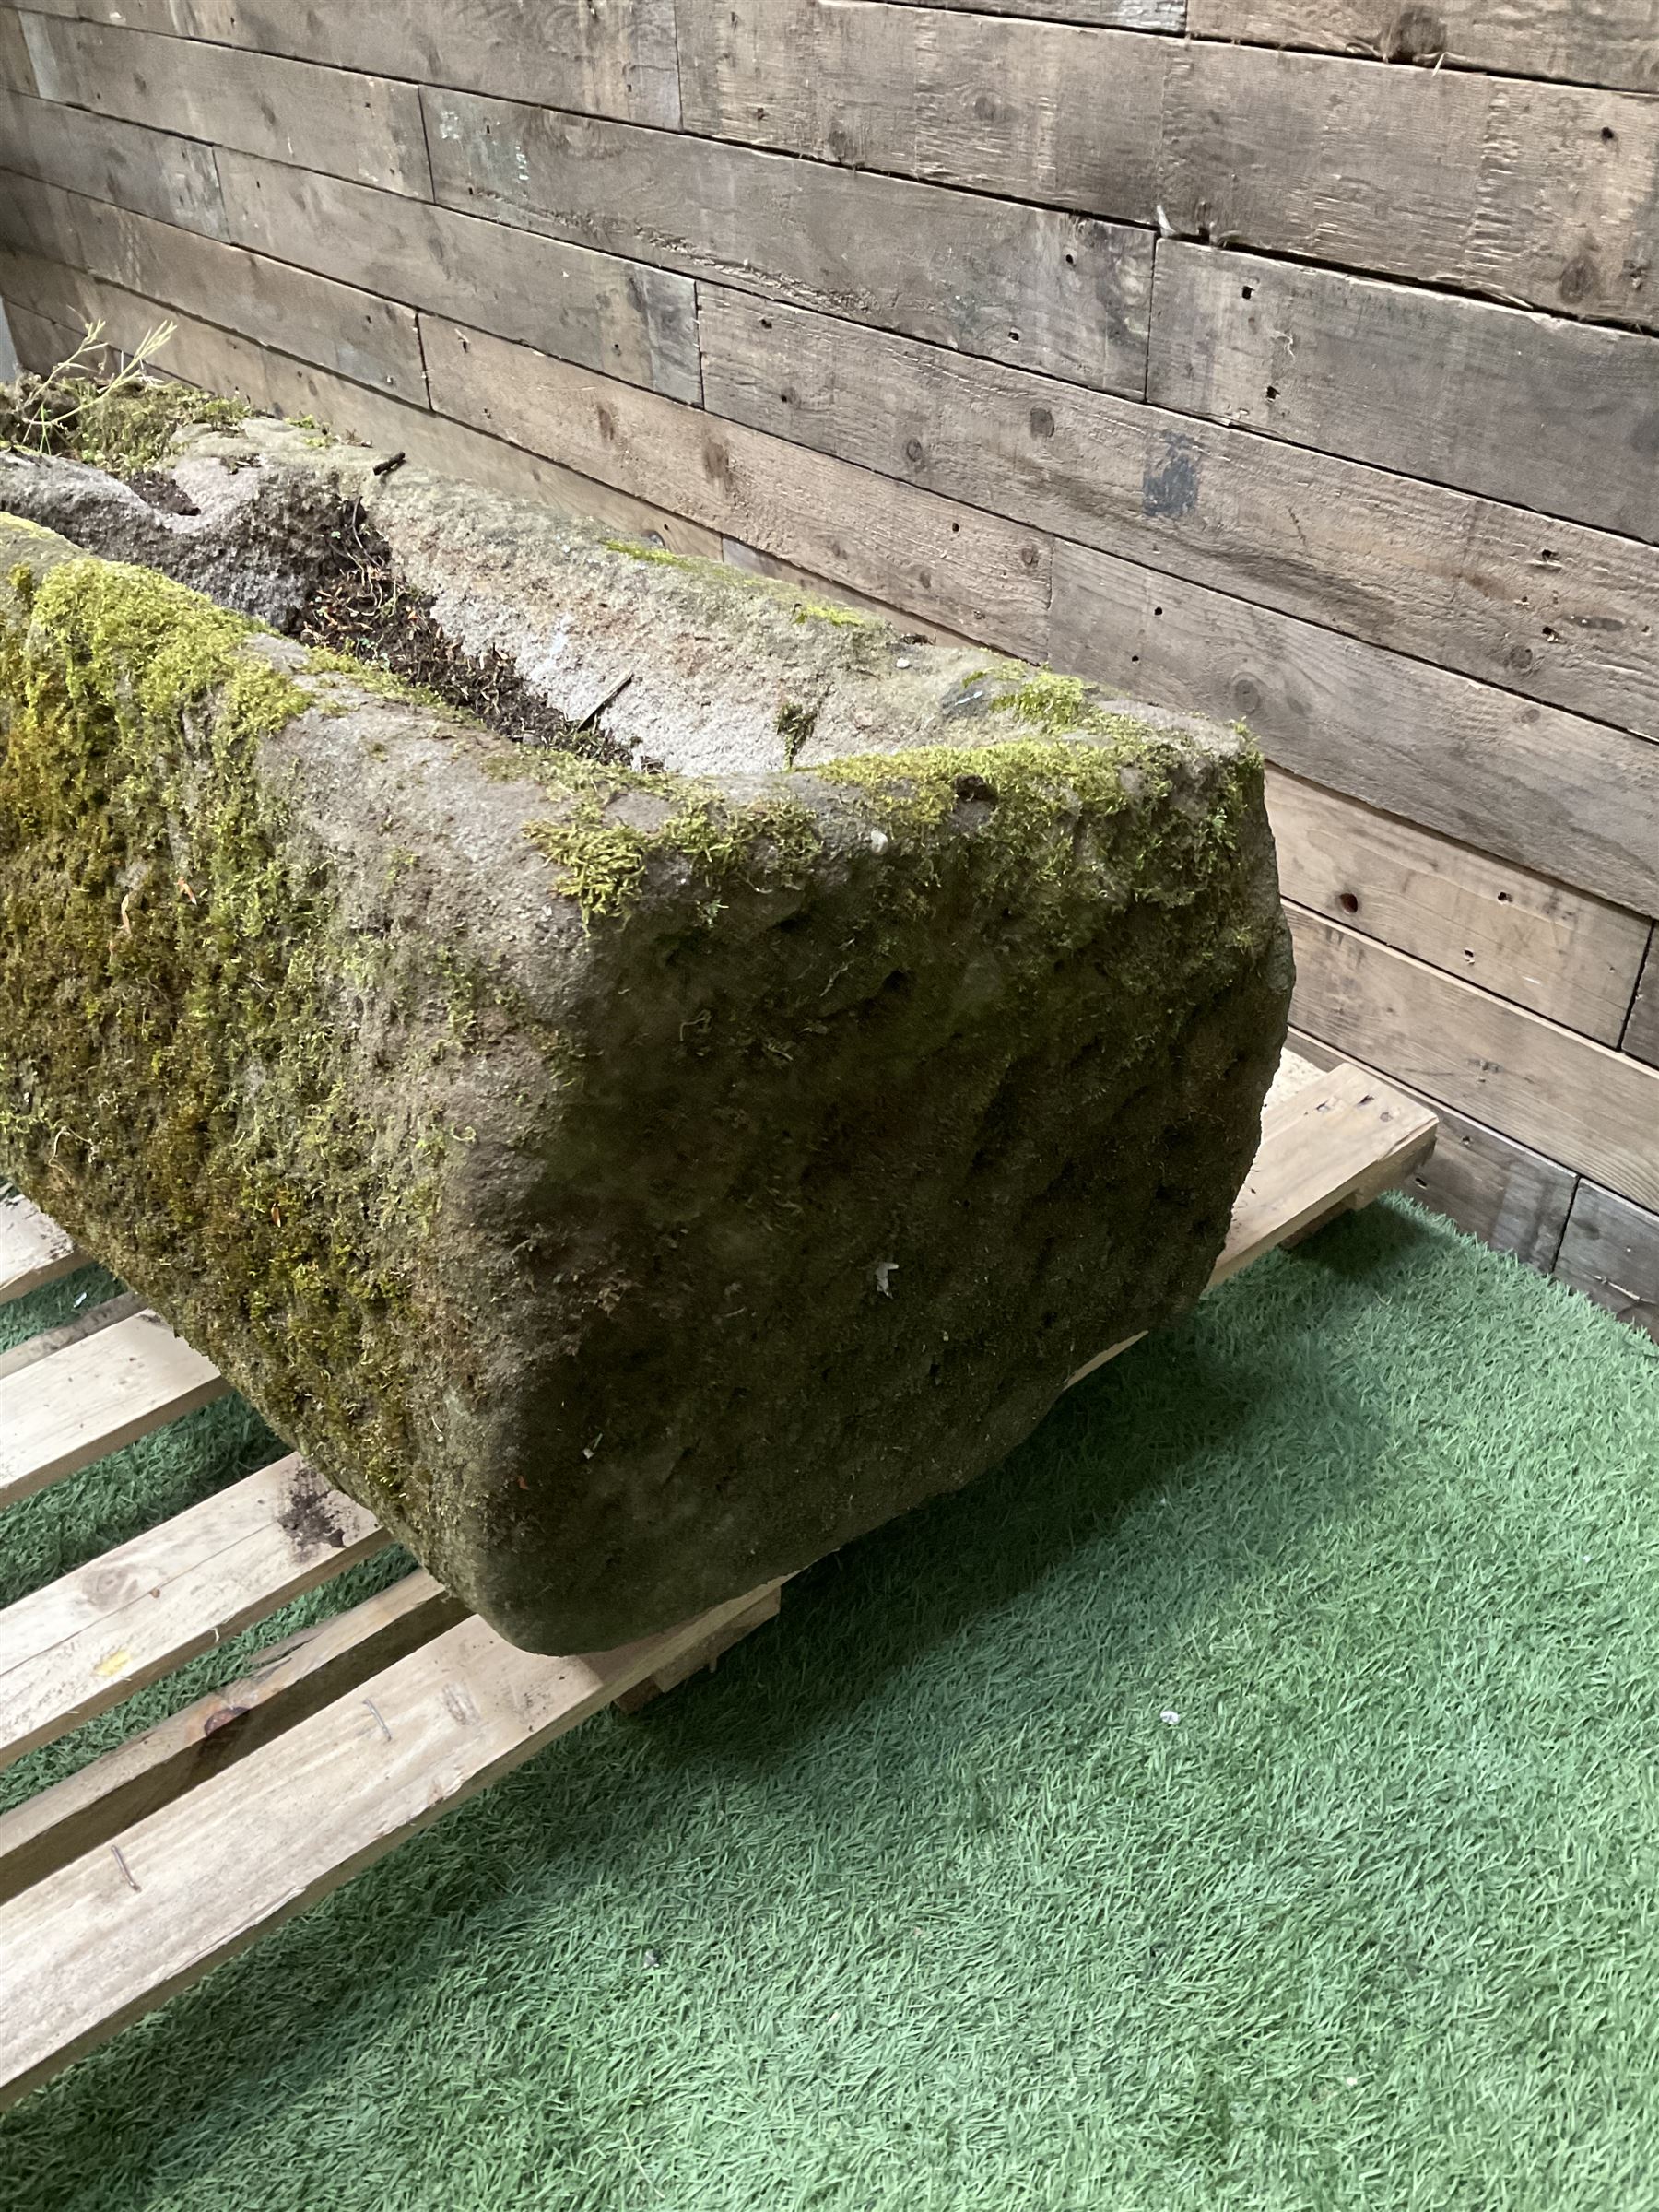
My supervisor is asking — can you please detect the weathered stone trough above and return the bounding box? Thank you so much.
[0,417,1292,1651]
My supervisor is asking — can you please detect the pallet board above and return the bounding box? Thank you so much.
[0,1052,1435,2108]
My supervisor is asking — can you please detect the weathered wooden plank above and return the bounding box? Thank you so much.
[0,6,33,92]
[0,1582,778,2111]
[722,538,980,649]
[1160,41,1659,329]
[0,1309,226,1512]
[1285,1030,1576,1269]
[0,1190,78,1304]
[678,0,1165,220]
[16,13,431,196]
[0,1571,462,1907]
[886,0,1183,18]
[217,152,700,404]
[1627,935,1659,1067]
[0,1291,147,1385]
[422,88,1151,394]
[7,0,683,126]
[0,181,428,403]
[422,316,1053,654]
[1185,1,1659,97]
[0,1456,387,1771]
[1265,771,1649,1044]
[1285,904,1659,1210]
[1148,243,1659,547]
[0,297,73,373]
[1555,1181,1659,1340]
[1050,542,1659,917]
[0,88,227,235]
[700,284,1659,739]
[0,248,723,557]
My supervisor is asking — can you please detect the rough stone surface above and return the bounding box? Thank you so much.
[0,427,1293,1653]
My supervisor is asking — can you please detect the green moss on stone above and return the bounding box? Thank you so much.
[0,376,246,478]
[0,554,460,1515]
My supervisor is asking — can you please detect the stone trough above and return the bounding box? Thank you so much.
[0,415,1292,1652]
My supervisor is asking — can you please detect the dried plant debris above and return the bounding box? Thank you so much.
[289,504,628,765]
[0,320,244,479]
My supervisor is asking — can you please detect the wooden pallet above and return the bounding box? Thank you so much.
[0,1055,1435,2108]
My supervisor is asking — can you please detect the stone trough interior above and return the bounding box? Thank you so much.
[0,396,1294,1651]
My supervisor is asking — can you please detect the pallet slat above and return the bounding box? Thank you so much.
[0,1308,226,1512]
[0,1190,79,1304]
[0,1583,781,2110]
[0,1570,463,1906]
[0,1455,386,1771]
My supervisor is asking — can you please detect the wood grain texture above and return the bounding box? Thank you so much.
[883,0,1183,20]
[1286,1030,1576,1268]
[0,1456,386,1771]
[0,1191,77,1304]
[677,0,1165,220]
[700,284,1659,739]
[1050,542,1659,917]
[423,88,1151,394]
[0,87,226,234]
[1266,771,1649,1042]
[0,1571,463,1907]
[1286,904,1659,1209]
[1160,41,1659,329]
[1148,243,1659,547]
[421,316,1053,654]
[0,248,724,556]
[0,1583,778,2111]
[0,1308,225,1512]
[6,0,683,125]
[15,13,432,196]
[0,1291,147,1386]
[217,152,701,403]
[1627,935,1659,1067]
[0,180,429,401]
[1185,1,1659,96]
[1555,1180,1659,1339]
[0,6,32,91]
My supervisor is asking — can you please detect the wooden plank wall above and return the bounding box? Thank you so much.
[1,0,1656,1336]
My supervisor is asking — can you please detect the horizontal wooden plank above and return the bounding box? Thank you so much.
[1148,242,1659,547]
[1627,935,1659,1067]
[0,1290,147,1385]
[699,283,1659,739]
[1555,1181,1659,1340]
[0,1308,225,1512]
[1286,1029,1576,1269]
[722,537,979,648]
[0,1455,387,1771]
[1050,541,1659,917]
[217,151,701,403]
[422,88,1151,394]
[1286,904,1659,1209]
[1185,1,1659,96]
[0,1190,78,1304]
[0,1571,462,1907]
[1160,41,1659,329]
[0,86,226,234]
[0,1581,778,2111]
[422,316,1053,655]
[6,0,683,126]
[1265,771,1649,1043]
[0,250,724,558]
[678,0,1165,220]
[0,180,428,402]
[15,12,431,196]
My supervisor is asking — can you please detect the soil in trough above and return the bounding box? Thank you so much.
[289,503,632,768]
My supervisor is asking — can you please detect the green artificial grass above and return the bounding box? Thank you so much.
[3,1198,1658,2212]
